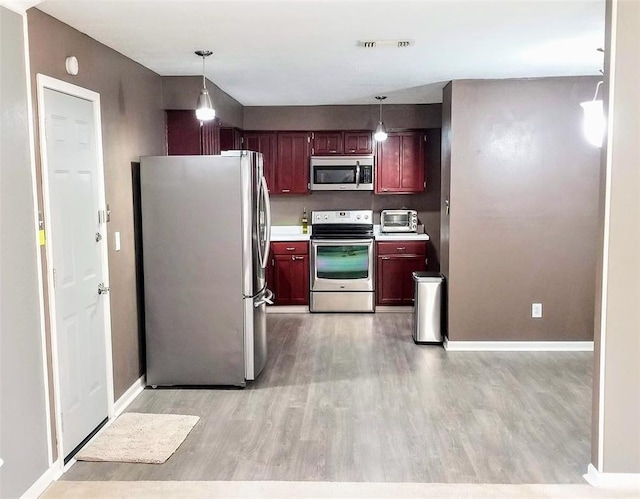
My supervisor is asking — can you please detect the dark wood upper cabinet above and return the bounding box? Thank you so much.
[312,131,343,155]
[220,127,243,151]
[166,110,220,155]
[311,130,373,155]
[375,130,426,193]
[166,110,202,155]
[344,131,373,155]
[244,131,277,192]
[276,132,310,194]
[201,119,220,155]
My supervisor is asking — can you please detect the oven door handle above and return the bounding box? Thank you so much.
[311,238,374,247]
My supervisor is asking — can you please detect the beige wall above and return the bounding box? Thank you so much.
[27,8,166,399]
[446,77,602,341]
[162,76,244,128]
[591,0,640,474]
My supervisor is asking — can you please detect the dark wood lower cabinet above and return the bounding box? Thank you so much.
[270,242,309,306]
[376,241,427,305]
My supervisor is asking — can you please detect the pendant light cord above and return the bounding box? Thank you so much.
[202,55,206,88]
[593,81,603,101]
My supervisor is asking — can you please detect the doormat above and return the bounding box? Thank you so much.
[75,412,200,464]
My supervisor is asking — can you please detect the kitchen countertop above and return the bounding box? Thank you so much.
[374,226,430,241]
[271,225,311,241]
[271,225,429,242]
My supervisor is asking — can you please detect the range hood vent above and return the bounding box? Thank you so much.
[357,39,415,48]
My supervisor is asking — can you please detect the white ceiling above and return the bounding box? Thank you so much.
[35,0,605,106]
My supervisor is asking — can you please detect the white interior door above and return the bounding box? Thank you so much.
[43,87,109,457]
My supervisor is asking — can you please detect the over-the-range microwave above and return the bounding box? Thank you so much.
[309,155,374,191]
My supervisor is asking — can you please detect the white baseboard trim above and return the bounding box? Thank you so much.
[20,460,63,499]
[113,374,146,417]
[443,338,594,352]
[584,463,640,489]
[267,305,309,314]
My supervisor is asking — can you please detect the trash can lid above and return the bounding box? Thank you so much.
[412,271,444,282]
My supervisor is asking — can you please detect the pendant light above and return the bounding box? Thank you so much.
[374,95,388,142]
[195,50,215,121]
[580,81,604,148]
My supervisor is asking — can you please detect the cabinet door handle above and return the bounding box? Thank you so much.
[292,255,305,261]
[396,247,406,251]
[286,247,295,251]
[281,189,290,193]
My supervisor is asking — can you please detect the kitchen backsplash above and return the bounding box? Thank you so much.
[270,191,431,225]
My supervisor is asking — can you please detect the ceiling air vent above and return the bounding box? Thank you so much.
[357,39,415,49]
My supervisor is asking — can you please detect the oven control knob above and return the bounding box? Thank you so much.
[356,215,361,220]
[324,215,329,220]
[364,214,369,219]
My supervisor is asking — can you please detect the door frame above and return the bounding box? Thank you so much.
[36,74,115,464]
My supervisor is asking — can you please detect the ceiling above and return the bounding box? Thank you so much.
[34,0,605,106]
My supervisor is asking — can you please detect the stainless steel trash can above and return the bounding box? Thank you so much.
[412,271,444,343]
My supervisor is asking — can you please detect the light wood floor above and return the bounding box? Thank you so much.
[63,313,593,484]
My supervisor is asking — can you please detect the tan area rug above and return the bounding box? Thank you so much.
[40,481,640,499]
[75,413,199,464]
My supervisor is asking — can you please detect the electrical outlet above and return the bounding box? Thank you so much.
[532,303,543,318]
[115,231,121,252]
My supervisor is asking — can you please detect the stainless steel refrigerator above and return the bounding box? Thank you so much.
[140,151,272,387]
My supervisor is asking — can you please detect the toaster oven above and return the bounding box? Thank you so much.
[380,209,418,233]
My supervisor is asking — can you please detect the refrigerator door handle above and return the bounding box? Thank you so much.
[259,175,272,270]
[254,288,274,307]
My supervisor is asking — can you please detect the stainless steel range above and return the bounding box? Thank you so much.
[309,210,375,313]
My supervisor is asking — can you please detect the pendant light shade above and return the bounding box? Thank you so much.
[374,96,388,142]
[195,50,215,122]
[196,88,215,121]
[580,81,604,148]
[580,100,604,148]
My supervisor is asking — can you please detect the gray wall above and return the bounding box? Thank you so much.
[244,104,441,131]
[0,6,50,497]
[592,0,640,473]
[246,104,442,268]
[27,8,166,401]
[445,77,602,341]
[162,76,244,129]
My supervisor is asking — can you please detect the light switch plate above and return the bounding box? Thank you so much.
[115,231,121,252]
[532,303,543,318]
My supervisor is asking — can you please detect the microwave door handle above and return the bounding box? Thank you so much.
[355,161,360,188]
